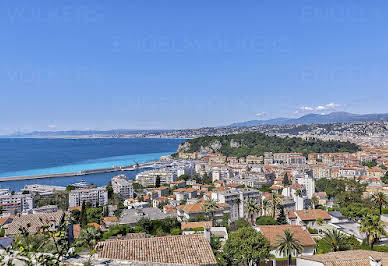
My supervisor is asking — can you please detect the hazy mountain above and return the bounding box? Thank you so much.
[227,112,388,127]
[8,129,172,137]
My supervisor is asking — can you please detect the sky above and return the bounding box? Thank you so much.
[0,0,387,133]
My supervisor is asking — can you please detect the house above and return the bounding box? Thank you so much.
[177,200,230,222]
[181,221,213,231]
[256,225,316,258]
[97,234,217,265]
[170,180,186,189]
[118,208,176,226]
[154,186,170,197]
[5,211,65,235]
[296,250,388,266]
[173,188,197,202]
[152,196,168,208]
[288,209,331,228]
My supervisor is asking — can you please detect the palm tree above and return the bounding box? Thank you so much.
[270,194,281,218]
[360,214,386,250]
[276,229,303,266]
[244,198,260,224]
[322,229,346,252]
[295,189,303,210]
[311,195,319,209]
[372,192,387,216]
[201,199,219,222]
[262,198,269,216]
[76,226,102,264]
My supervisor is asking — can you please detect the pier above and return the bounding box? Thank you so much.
[0,162,155,182]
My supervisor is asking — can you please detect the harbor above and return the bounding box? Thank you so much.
[0,161,156,182]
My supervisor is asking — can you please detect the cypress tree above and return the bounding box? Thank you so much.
[80,201,88,227]
[276,206,288,225]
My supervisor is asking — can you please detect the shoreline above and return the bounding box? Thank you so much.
[0,161,157,182]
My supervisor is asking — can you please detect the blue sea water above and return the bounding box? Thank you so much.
[0,138,184,191]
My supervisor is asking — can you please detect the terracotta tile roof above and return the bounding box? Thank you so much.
[287,212,297,219]
[68,206,82,212]
[181,202,204,213]
[5,211,64,235]
[163,205,177,213]
[299,250,388,266]
[290,184,304,190]
[0,216,13,226]
[295,209,331,221]
[97,234,217,265]
[87,223,101,229]
[103,216,118,223]
[257,225,316,247]
[181,221,213,230]
[73,224,81,239]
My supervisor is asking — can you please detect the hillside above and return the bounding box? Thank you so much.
[177,132,360,157]
[227,112,388,127]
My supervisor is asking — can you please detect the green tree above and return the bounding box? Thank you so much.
[202,199,219,222]
[311,195,319,209]
[80,201,88,227]
[229,218,251,232]
[222,226,272,265]
[321,229,347,252]
[270,194,281,218]
[283,173,290,186]
[256,216,276,225]
[276,206,288,225]
[244,198,260,224]
[76,226,102,265]
[276,229,303,266]
[372,192,387,216]
[155,175,161,187]
[360,214,385,250]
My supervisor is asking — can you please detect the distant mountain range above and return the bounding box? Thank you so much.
[227,112,388,127]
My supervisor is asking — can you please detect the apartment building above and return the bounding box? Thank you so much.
[69,187,108,207]
[111,174,134,199]
[135,169,177,187]
[0,194,34,213]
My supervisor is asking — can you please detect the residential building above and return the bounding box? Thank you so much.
[111,174,134,199]
[97,234,217,265]
[297,250,388,266]
[287,209,331,228]
[69,187,108,207]
[0,194,34,213]
[256,225,316,258]
[135,169,177,186]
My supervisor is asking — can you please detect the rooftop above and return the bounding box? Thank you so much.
[257,225,316,247]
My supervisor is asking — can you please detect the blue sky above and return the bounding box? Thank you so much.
[0,0,387,133]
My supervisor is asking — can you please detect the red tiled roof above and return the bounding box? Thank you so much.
[257,225,316,247]
[295,209,331,221]
[97,234,217,265]
[181,221,213,230]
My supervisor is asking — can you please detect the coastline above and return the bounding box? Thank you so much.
[0,160,157,182]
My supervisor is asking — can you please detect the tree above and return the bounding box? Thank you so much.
[229,218,251,232]
[262,199,269,216]
[155,175,161,188]
[270,194,281,218]
[276,206,288,225]
[360,214,386,250]
[222,226,272,265]
[80,201,88,227]
[276,229,303,266]
[244,198,260,224]
[256,216,276,225]
[76,226,102,265]
[311,196,319,209]
[202,199,219,222]
[321,229,347,252]
[283,173,290,186]
[233,198,241,218]
[372,192,387,216]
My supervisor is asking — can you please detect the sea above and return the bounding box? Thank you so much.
[0,138,185,191]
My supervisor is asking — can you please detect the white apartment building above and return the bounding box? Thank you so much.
[111,174,134,199]
[0,194,34,213]
[69,187,108,207]
[135,169,176,187]
[211,188,261,221]
[296,174,316,199]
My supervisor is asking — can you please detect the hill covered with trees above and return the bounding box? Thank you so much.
[177,132,360,157]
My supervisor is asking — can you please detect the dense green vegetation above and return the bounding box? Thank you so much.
[182,132,360,157]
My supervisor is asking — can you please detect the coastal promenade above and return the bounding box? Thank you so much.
[0,162,154,182]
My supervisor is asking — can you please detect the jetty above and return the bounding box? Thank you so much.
[0,162,155,182]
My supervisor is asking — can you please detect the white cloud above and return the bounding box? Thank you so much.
[255,112,268,117]
[48,125,57,129]
[294,102,341,115]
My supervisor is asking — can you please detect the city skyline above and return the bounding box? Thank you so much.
[1,1,388,134]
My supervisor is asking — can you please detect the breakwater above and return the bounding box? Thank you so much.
[0,162,154,182]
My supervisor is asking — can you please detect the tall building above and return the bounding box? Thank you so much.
[111,174,134,199]
[69,187,108,207]
[136,169,177,187]
[0,194,34,213]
